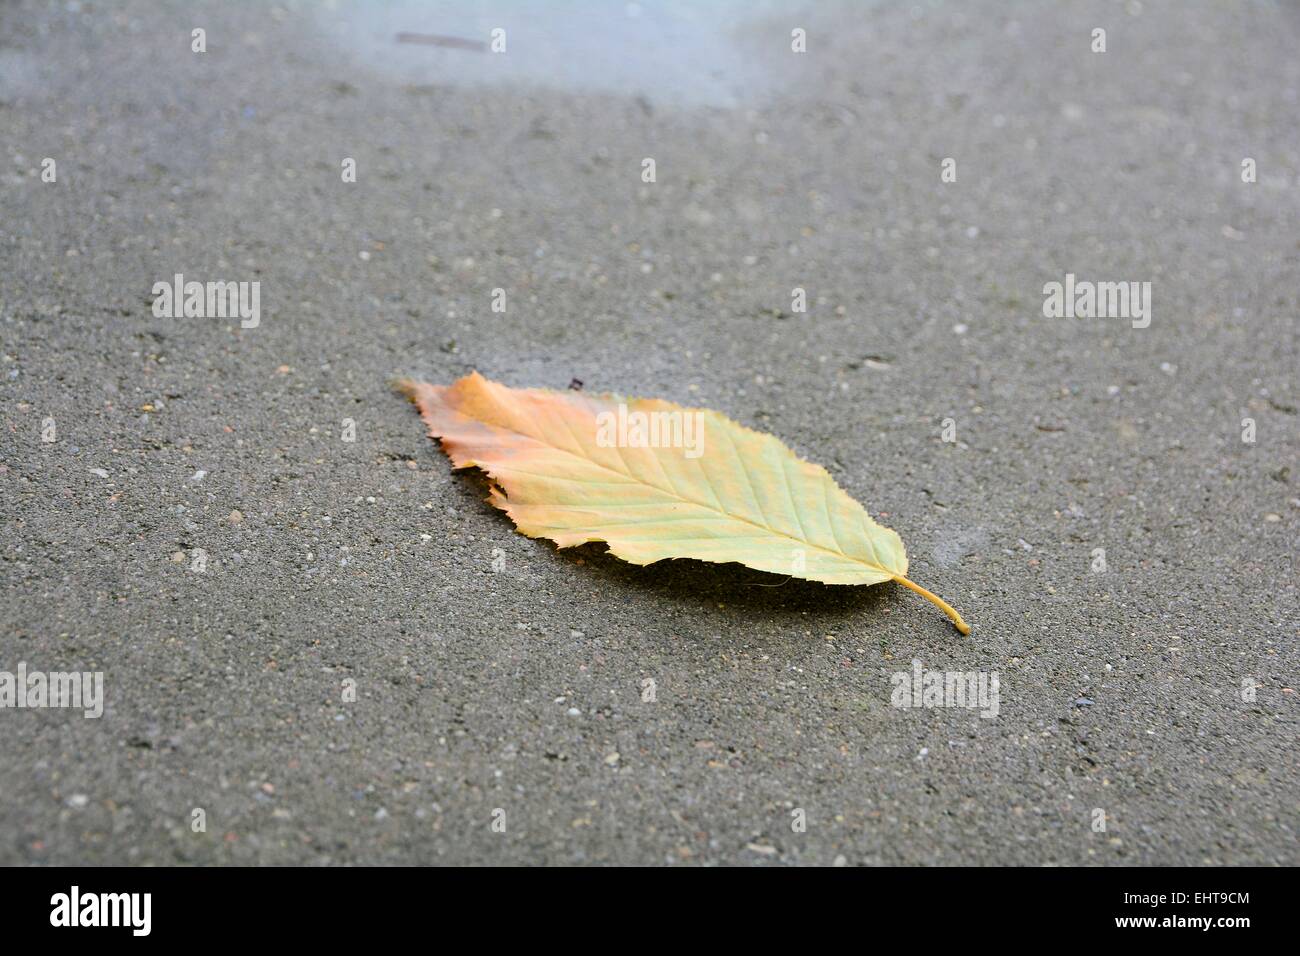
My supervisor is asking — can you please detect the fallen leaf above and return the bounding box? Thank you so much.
[397,372,968,633]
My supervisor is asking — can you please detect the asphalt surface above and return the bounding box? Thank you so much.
[1,0,1296,865]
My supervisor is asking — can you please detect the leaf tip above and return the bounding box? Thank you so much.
[392,377,421,402]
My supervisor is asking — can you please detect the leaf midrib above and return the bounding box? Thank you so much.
[491,407,899,577]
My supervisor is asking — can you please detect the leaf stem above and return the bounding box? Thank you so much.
[892,576,971,635]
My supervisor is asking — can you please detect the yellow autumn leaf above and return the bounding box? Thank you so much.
[397,372,969,634]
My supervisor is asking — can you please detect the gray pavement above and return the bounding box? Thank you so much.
[1,0,1296,865]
